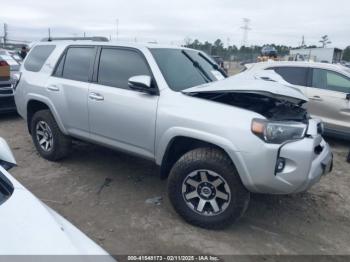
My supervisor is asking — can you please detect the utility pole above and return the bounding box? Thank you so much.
[3,23,8,48]
[116,19,119,40]
[48,28,51,41]
[240,18,251,47]
[301,35,305,48]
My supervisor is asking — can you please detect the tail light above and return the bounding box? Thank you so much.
[0,60,10,81]
[0,60,9,66]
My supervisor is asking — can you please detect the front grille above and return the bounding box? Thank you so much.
[0,82,12,87]
[0,96,16,110]
[0,88,13,95]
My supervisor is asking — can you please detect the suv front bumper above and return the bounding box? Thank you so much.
[237,134,333,195]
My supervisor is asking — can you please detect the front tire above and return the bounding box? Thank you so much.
[168,147,250,229]
[31,110,71,161]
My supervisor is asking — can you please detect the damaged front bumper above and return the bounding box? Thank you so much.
[236,119,333,194]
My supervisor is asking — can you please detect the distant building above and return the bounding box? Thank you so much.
[289,47,343,63]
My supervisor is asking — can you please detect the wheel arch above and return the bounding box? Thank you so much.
[26,96,67,135]
[157,130,248,186]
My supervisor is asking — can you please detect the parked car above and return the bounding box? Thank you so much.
[15,40,333,229]
[211,55,224,67]
[246,61,350,139]
[0,137,114,257]
[0,49,23,64]
[261,45,278,58]
[0,50,21,114]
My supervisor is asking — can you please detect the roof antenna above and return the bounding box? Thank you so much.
[48,28,52,42]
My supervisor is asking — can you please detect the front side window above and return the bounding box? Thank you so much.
[62,47,95,82]
[269,66,309,86]
[312,69,350,93]
[24,45,55,72]
[150,48,225,91]
[97,48,151,89]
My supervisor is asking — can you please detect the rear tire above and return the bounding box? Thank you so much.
[168,147,250,229]
[31,110,71,161]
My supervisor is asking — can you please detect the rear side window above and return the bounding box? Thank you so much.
[24,45,55,72]
[269,66,309,86]
[97,48,151,89]
[312,69,350,93]
[62,47,95,82]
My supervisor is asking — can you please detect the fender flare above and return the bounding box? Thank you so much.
[26,94,68,135]
[155,127,254,188]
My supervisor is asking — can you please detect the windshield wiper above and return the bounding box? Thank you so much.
[181,50,212,83]
[198,52,228,78]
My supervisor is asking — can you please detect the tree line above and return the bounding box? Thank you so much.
[184,38,350,62]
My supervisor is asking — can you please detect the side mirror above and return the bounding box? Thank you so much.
[0,138,16,171]
[128,75,156,94]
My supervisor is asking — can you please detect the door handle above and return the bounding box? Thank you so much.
[47,85,60,92]
[89,92,104,101]
[309,95,323,101]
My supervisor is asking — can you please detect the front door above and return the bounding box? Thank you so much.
[88,47,159,159]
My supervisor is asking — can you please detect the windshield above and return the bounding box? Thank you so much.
[150,48,226,91]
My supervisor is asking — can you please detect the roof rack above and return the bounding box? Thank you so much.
[40,36,109,42]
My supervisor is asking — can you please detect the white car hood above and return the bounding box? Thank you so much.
[0,167,114,259]
[182,71,308,104]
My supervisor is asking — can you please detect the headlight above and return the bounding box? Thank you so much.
[251,118,307,144]
[11,72,21,90]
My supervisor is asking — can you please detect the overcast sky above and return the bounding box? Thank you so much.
[1,0,349,48]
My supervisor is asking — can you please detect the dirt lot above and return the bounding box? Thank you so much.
[1,113,350,256]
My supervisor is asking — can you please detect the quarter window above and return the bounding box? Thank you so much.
[53,53,66,77]
[24,45,55,72]
[312,69,350,93]
[268,66,309,86]
[62,47,95,82]
[97,48,151,89]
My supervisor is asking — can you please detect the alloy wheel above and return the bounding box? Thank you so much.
[36,121,54,152]
[182,170,231,216]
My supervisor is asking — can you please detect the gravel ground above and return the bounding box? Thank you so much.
[0,113,349,257]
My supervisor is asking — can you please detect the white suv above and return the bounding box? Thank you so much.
[14,39,333,229]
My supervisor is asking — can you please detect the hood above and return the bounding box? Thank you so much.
[182,71,308,104]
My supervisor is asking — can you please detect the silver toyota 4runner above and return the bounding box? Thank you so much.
[14,39,333,229]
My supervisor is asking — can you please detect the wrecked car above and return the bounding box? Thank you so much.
[14,40,333,229]
[0,137,114,257]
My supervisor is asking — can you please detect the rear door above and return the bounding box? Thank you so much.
[88,47,159,159]
[307,68,350,133]
[48,46,96,138]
